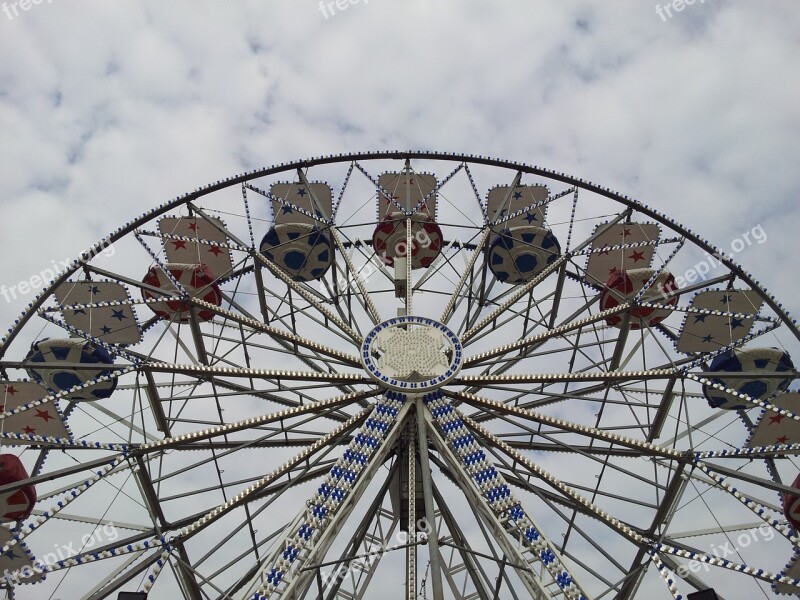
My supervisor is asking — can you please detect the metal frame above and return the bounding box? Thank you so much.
[0,152,797,599]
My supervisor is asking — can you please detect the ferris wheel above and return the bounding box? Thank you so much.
[0,151,798,600]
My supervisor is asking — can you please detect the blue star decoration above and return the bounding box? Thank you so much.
[730,317,745,329]
[524,212,538,224]
[89,286,101,295]
[296,187,307,197]
[73,308,87,315]
[110,309,127,321]
[281,205,294,214]
[702,334,714,344]
[693,314,708,323]
[513,190,522,199]
[100,325,112,334]
[3,548,20,560]
[720,294,732,304]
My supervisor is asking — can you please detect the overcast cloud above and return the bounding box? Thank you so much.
[1,1,798,327]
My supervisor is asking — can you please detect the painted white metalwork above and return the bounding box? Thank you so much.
[0,152,796,600]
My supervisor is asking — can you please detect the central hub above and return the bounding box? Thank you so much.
[361,316,463,392]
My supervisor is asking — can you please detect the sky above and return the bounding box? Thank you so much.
[0,0,798,324]
[0,1,798,599]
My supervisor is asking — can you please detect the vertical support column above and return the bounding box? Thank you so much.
[396,256,408,303]
[415,398,445,600]
[406,421,417,600]
[404,160,413,313]
[405,216,413,313]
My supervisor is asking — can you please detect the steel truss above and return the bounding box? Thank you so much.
[0,152,797,599]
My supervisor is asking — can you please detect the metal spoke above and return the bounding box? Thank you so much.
[1,152,796,599]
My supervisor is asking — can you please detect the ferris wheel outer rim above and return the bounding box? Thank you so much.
[0,150,797,598]
[1,150,796,363]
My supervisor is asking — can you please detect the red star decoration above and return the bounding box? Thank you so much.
[22,426,36,435]
[0,405,5,413]
[621,228,632,237]
[769,414,786,425]
[629,250,645,262]
[599,245,611,256]
[188,222,198,231]
[776,435,790,444]
[5,385,17,395]
[172,240,188,250]
[207,245,223,257]
[35,409,54,422]
[609,266,619,274]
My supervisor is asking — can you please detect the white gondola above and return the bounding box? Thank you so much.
[0,526,44,583]
[372,212,443,269]
[486,184,548,230]
[159,216,234,282]
[675,289,762,353]
[0,381,71,444]
[54,280,141,345]
[25,337,118,401]
[703,347,795,409]
[585,222,660,287]
[142,263,223,322]
[260,223,333,282]
[377,173,437,220]
[487,226,560,284]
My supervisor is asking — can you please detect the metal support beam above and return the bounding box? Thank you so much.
[423,412,551,599]
[415,399,445,600]
[407,420,418,600]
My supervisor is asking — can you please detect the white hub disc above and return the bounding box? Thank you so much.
[361,316,463,391]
